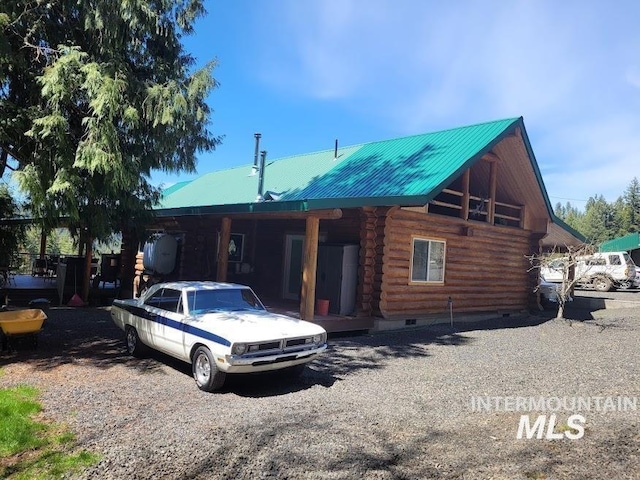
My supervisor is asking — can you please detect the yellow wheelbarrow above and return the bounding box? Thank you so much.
[0,309,47,351]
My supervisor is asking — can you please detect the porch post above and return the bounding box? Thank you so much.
[488,161,497,224]
[300,216,320,320]
[461,169,470,221]
[217,216,232,282]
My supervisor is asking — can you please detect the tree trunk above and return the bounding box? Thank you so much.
[0,149,7,179]
[82,237,93,303]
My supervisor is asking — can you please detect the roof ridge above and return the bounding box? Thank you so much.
[166,117,524,186]
[234,117,522,166]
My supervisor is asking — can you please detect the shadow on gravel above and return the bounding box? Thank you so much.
[311,314,556,378]
[178,416,640,479]
[0,307,166,373]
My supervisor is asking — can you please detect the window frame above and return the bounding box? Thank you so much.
[409,235,446,285]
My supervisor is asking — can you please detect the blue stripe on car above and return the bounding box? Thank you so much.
[119,304,231,347]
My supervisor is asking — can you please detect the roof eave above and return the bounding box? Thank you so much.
[154,200,311,217]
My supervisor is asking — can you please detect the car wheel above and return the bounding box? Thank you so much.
[126,326,145,358]
[593,276,613,292]
[192,346,226,392]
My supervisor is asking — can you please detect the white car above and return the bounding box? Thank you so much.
[110,282,327,392]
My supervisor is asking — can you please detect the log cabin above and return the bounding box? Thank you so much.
[121,117,583,330]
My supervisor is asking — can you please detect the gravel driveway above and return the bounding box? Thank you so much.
[1,300,639,479]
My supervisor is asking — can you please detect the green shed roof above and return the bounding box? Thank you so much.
[600,232,640,252]
[158,117,524,216]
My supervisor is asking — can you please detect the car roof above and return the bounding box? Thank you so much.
[158,281,252,292]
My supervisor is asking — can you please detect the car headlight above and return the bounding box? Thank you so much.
[312,333,326,344]
[231,343,247,355]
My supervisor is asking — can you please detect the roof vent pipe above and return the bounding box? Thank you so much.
[334,139,338,159]
[256,150,267,202]
[251,133,262,175]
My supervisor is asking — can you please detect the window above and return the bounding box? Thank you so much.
[144,289,164,308]
[411,237,446,283]
[144,288,180,313]
[608,255,622,266]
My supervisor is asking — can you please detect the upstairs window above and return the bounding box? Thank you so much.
[410,237,446,283]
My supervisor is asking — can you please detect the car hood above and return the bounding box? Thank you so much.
[192,310,325,343]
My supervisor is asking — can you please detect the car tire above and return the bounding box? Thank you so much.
[126,326,146,358]
[618,280,632,290]
[593,276,613,292]
[192,346,226,392]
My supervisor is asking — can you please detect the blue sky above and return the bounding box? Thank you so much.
[153,0,640,209]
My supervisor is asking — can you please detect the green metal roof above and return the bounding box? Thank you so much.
[157,117,524,215]
[600,232,640,252]
[161,180,192,197]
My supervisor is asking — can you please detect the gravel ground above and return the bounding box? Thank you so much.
[0,297,639,479]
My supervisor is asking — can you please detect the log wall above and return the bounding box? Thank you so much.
[358,207,388,317]
[379,207,539,318]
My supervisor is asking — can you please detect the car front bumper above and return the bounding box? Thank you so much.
[220,344,328,373]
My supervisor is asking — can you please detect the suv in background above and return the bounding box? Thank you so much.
[540,251,636,292]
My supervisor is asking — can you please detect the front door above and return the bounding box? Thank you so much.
[283,234,304,300]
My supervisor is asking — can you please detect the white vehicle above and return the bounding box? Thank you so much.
[110,282,327,392]
[540,251,636,292]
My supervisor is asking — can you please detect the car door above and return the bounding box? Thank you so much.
[140,288,165,347]
[140,287,183,359]
[151,288,187,360]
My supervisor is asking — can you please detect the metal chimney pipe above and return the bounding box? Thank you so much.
[334,139,338,159]
[253,133,262,168]
[256,150,267,201]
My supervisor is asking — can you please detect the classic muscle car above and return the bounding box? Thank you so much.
[110,281,328,392]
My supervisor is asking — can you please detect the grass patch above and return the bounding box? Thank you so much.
[0,385,99,479]
[556,422,581,436]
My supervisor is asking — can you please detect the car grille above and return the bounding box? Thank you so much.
[245,337,315,357]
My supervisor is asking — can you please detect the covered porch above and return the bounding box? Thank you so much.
[0,273,372,334]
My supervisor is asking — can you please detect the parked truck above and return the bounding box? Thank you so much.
[540,251,636,292]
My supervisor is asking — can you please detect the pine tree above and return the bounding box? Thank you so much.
[622,177,640,233]
[582,195,616,244]
[1,0,220,299]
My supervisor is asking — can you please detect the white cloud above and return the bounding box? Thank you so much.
[249,0,640,205]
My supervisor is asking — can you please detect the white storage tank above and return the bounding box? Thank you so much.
[143,233,178,275]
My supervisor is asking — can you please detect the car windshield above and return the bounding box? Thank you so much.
[186,288,265,315]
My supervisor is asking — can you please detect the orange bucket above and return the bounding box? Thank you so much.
[316,299,330,316]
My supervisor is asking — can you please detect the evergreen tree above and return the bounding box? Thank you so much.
[581,195,616,244]
[1,0,220,298]
[622,177,640,233]
[0,184,25,268]
[554,201,585,236]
